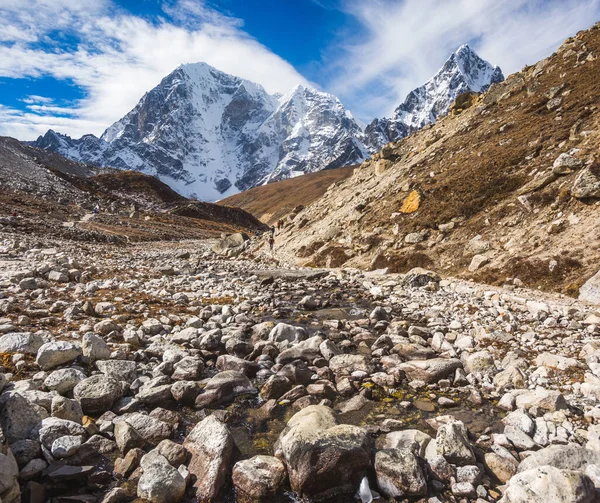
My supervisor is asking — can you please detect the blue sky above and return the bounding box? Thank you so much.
[1,0,599,140]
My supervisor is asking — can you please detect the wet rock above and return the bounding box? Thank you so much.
[274,405,371,500]
[374,448,427,497]
[183,415,235,501]
[232,455,287,500]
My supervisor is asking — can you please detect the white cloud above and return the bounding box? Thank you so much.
[0,0,309,140]
[328,0,600,120]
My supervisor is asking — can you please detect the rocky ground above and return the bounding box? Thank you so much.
[1,230,600,503]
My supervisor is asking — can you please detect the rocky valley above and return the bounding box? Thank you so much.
[1,13,600,503]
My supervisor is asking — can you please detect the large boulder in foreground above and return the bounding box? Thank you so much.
[499,465,596,503]
[183,415,234,501]
[274,405,371,500]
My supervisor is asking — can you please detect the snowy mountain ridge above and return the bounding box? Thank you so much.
[34,46,503,201]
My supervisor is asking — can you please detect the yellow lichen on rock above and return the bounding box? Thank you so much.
[400,190,421,213]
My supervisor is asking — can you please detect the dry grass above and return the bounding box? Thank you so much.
[219,166,355,225]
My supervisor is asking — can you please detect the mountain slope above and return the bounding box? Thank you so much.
[219,164,355,225]
[365,45,504,150]
[0,135,267,242]
[34,65,367,201]
[274,23,600,298]
[33,48,502,202]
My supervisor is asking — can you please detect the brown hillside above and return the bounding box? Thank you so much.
[274,22,600,297]
[219,165,354,225]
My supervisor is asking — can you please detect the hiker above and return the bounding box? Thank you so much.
[270,226,275,236]
[268,235,275,252]
[93,204,100,214]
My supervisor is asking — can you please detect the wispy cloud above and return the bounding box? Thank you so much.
[0,0,309,140]
[327,0,600,120]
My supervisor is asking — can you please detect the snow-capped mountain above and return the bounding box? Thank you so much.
[364,45,504,150]
[34,46,503,201]
[34,64,367,201]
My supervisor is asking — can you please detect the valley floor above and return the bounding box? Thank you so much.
[1,231,600,503]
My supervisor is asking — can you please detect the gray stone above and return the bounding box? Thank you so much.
[183,415,234,501]
[73,375,122,415]
[36,341,82,370]
[44,368,86,394]
[436,420,475,465]
[499,466,595,503]
[232,455,287,500]
[375,448,427,498]
[137,453,186,503]
[82,333,111,361]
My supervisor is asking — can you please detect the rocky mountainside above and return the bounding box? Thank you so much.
[0,135,266,243]
[33,65,368,201]
[33,48,501,201]
[364,45,504,150]
[274,23,600,302]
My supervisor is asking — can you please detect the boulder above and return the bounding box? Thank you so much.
[212,233,249,255]
[375,448,427,498]
[274,405,371,500]
[44,368,87,394]
[232,455,287,500]
[0,332,43,354]
[329,354,375,375]
[499,466,595,503]
[517,445,600,473]
[571,164,600,199]
[0,393,46,444]
[436,420,475,465]
[514,387,567,412]
[399,358,462,384]
[268,323,307,344]
[194,371,257,408]
[96,360,137,382]
[81,333,111,361]
[118,413,173,444]
[384,430,432,457]
[73,375,122,415]
[35,341,82,370]
[183,415,234,501]
[137,453,185,503]
[580,269,600,305]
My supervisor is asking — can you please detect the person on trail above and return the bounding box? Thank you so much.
[270,226,275,236]
[93,204,100,214]
[268,235,275,252]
